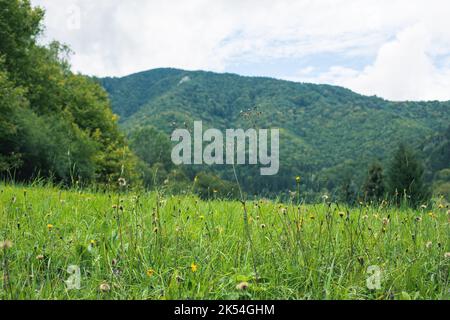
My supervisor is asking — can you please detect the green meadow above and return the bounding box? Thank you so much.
[0,183,448,300]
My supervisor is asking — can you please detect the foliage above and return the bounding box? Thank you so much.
[193,171,240,200]
[363,162,386,202]
[387,144,430,206]
[0,0,140,188]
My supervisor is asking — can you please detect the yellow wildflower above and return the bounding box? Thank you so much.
[146,268,155,277]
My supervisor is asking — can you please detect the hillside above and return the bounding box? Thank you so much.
[99,68,450,197]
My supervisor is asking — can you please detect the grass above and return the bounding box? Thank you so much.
[0,182,448,300]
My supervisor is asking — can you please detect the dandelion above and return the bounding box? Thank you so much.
[191,262,198,273]
[99,282,111,293]
[47,224,54,231]
[146,268,155,277]
[295,176,301,184]
[118,178,127,187]
[428,212,436,219]
[0,240,13,250]
[236,281,250,291]
[90,240,96,246]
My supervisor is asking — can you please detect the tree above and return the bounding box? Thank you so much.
[0,0,141,188]
[387,143,430,206]
[363,162,385,202]
[129,127,173,170]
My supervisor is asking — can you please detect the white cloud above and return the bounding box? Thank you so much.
[294,23,450,101]
[31,0,450,101]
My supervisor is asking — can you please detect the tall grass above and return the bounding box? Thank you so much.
[0,183,448,300]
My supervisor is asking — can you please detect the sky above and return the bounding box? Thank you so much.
[31,0,450,101]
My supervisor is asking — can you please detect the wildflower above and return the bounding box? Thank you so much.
[146,268,155,277]
[112,259,118,266]
[338,212,345,218]
[199,215,205,220]
[47,224,54,231]
[362,215,369,220]
[309,214,315,220]
[191,262,198,273]
[213,189,218,194]
[90,240,96,246]
[444,252,450,259]
[153,227,158,233]
[425,241,433,249]
[0,240,13,250]
[438,204,444,209]
[36,254,44,260]
[280,208,287,215]
[415,216,422,222]
[236,281,250,291]
[420,204,427,209]
[260,224,266,229]
[112,204,118,209]
[118,178,127,187]
[99,283,111,293]
[194,176,199,183]
[428,212,435,219]
[322,194,329,201]
[295,176,301,184]
[382,218,390,226]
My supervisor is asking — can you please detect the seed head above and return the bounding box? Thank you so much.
[236,281,250,291]
[99,283,111,293]
[0,240,13,250]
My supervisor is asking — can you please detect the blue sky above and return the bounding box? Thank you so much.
[32,0,450,101]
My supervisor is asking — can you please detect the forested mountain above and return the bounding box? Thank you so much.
[100,68,450,198]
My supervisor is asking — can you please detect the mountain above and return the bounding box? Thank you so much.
[99,68,450,197]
